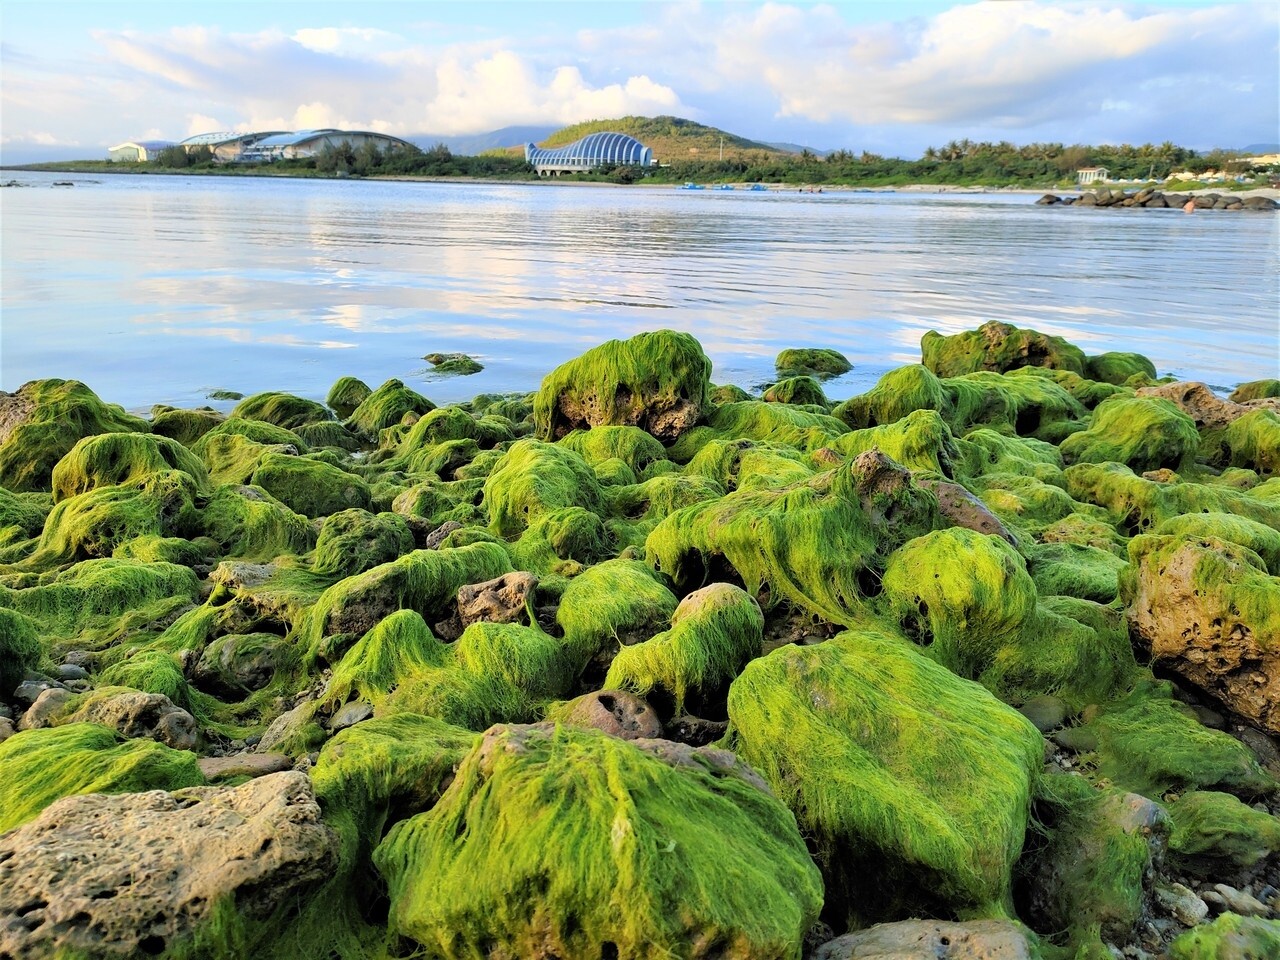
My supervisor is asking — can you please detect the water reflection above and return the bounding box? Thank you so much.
[1,171,1276,410]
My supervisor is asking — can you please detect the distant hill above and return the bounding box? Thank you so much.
[410,125,557,156]
[524,116,793,162]
[1239,143,1280,155]
[764,141,827,157]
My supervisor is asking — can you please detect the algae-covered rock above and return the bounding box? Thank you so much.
[545,689,663,741]
[325,375,372,418]
[230,391,334,431]
[1086,351,1158,385]
[0,723,205,832]
[556,558,678,662]
[482,438,604,537]
[250,452,372,518]
[831,364,946,429]
[149,405,224,446]
[424,352,484,376]
[0,379,149,493]
[831,408,959,476]
[728,631,1042,924]
[0,771,337,959]
[775,347,852,380]
[193,632,289,699]
[1166,790,1280,875]
[534,330,712,442]
[50,431,210,502]
[558,425,668,475]
[201,483,316,559]
[763,375,828,407]
[1025,540,1127,603]
[1169,913,1280,960]
[52,688,198,751]
[1124,534,1280,734]
[313,508,414,577]
[1223,408,1280,476]
[605,582,764,715]
[921,320,1087,378]
[374,723,823,960]
[1230,379,1280,403]
[1060,394,1199,472]
[1153,512,1280,574]
[0,607,41,694]
[345,378,435,440]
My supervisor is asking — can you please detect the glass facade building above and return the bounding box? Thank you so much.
[525,133,654,176]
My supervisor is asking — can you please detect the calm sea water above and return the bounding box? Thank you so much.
[2,170,1277,413]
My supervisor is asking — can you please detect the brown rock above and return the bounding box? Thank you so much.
[919,478,1017,544]
[557,690,662,740]
[197,752,294,780]
[813,919,1033,960]
[61,690,199,751]
[664,714,729,746]
[0,772,338,958]
[422,519,463,549]
[1137,381,1250,430]
[456,571,538,628]
[17,687,77,731]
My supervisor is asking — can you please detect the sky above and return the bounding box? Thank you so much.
[2,0,1277,163]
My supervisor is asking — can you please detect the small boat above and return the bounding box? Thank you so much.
[712,184,735,191]
[677,182,705,190]
[748,183,767,192]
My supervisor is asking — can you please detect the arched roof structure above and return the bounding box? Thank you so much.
[525,133,654,174]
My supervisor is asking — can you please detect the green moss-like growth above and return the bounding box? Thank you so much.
[424,352,484,376]
[668,401,847,461]
[100,650,192,708]
[325,376,372,418]
[832,364,946,429]
[1024,541,1127,603]
[775,347,852,380]
[51,432,211,502]
[711,383,752,404]
[0,723,204,832]
[1223,408,1280,477]
[149,405,224,446]
[482,438,604,537]
[558,426,668,475]
[880,528,1137,707]
[1060,395,1199,472]
[200,484,316,559]
[605,582,763,714]
[0,379,150,493]
[763,376,828,407]
[1169,913,1280,960]
[556,559,678,662]
[728,631,1042,924]
[510,506,611,575]
[0,486,50,547]
[112,534,208,566]
[921,320,1087,378]
[293,420,361,452]
[1086,352,1158,385]
[250,452,372,518]
[1154,512,1280,574]
[832,409,959,476]
[345,378,435,440]
[374,723,823,960]
[1166,790,1280,874]
[1229,379,1280,403]
[0,606,41,692]
[313,509,414,577]
[945,370,1087,441]
[229,391,333,431]
[533,330,713,442]
[1084,682,1275,798]
[647,456,939,627]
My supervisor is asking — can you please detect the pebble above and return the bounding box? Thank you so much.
[0,702,13,721]
[197,753,294,780]
[330,701,373,732]
[0,717,14,743]
[54,664,90,682]
[1019,694,1069,732]
[1212,883,1271,917]
[1156,883,1209,926]
[12,679,67,707]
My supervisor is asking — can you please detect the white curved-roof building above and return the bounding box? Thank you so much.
[239,129,414,162]
[178,131,288,162]
[108,140,176,162]
[525,132,655,176]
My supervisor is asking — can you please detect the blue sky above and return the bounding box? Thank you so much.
[2,1,1277,162]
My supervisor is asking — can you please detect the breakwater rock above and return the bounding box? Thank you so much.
[1037,188,1278,210]
[1,324,1278,959]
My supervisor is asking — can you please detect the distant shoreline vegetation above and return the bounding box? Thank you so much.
[10,135,1278,191]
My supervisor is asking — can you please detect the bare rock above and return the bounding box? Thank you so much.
[422,519,463,550]
[17,687,77,731]
[197,752,294,780]
[813,919,1033,960]
[456,571,538,628]
[1155,882,1209,926]
[665,714,729,747]
[1212,883,1271,917]
[0,772,338,958]
[556,690,662,740]
[61,690,199,751]
[0,717,14,743]
[919,478,1017,544]
[1137,382,1280,430]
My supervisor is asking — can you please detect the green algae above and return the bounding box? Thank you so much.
[1024,541,1127,603]
[1229,379,1280,403]
[200,484,316,560]
[646,456,939,627]
[0,486,49,550]
[1060,395,1199,472]
[1166,790,1280,874]
[481,438,604,537]
[0,606,41,692]
[230,391,334,431]
[831,408,959,476]
[389,405,515,454]
[325,376,372,419]
[509,505,611,575]
[1084,681,1275,798]
[763,375,828,407]
[775,346,851,380]
[1169,913,1280,960]
[921,320,1088,378]
[683,438,812,492]
[955,428,1064,482]
[558,425,668,474]
[345,378,435,440]
[150,405,224,446]
[424,352,484,376]
[0,379,150,493]
[1222,408,1280,476]
[605,582,763,714]
[1153,512,1280,574]
[374,722,823,960]
[312,508,414,577]
[556,558,678,662]
[113,534,209,566]
[292,420,361,452]
[250,452,372,518]
[533,329,713,441]
[668,400,847,460]
[0,723,204,832]
[832,364,946,429]
[100,649,192,708]
[1086,352,1158,385]
[50,432,211,502]
[728,630,1043,924]
[943,370,1087,440]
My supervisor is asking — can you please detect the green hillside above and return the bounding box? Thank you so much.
[525,116,791,162]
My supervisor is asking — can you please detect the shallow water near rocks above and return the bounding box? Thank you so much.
[2,170,1276,411]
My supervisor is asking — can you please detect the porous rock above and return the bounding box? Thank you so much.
[919,477,1017,544]
[813,919,1033,960]
[60,689,199,751]
[555,689,662,740]
[456,571,538,628]
[0,771,338,958]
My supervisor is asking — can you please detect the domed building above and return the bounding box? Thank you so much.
[525,132,655,176]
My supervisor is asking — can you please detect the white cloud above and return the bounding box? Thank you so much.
[186,113,225,136]
[0,131,77,146]
[291,27,402,56]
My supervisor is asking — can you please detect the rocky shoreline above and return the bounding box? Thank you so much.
[1036,187,1279,210]
[1,323,1279,959]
